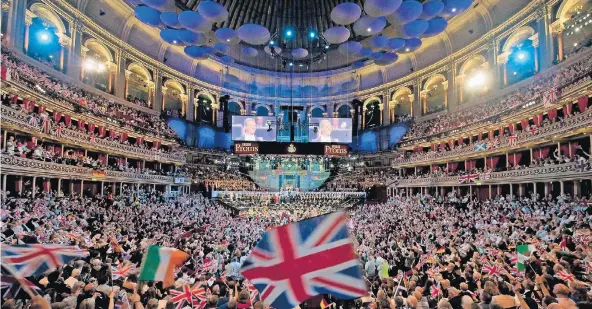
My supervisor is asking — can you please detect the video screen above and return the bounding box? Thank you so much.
[308,118,352,144]
[232,116,277,142]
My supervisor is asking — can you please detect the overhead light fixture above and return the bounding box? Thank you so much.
[367,27,372,32]
[40,33,50,41]
[325,45,329,49]
[289,62,293,66]
[269,40,275,45]
[309,31,316,38]
[405,48,410,52]
[451,8,457,12]
[286,29,293,37]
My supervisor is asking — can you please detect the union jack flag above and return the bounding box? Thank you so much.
[1,244,89,277]
[430,282,440,299]
[239,212,366,309]
[170,284,206,309]
[112,264,135,279]
[426,267,439,278]
[555,271,575,282]
[0,274,41,299]
[543,88,557,107]
[246,280,260,303]
[482,264,501,278]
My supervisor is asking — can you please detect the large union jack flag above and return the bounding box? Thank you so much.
[239,211,367,309]
[1,244,89,277]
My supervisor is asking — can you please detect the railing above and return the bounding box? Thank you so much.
[0,154,188,184]
[391,107,592,166]
[394,162,591,187]
[1,105,186,163]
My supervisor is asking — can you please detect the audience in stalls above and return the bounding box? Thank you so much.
[396,106,592,165]
[401,49,592,142]
[190,166,258,191]
[1,185,591,309]
[0,51,178,139]
[216,191,364,210]
[1,95,183,157]
[126,95,150,108]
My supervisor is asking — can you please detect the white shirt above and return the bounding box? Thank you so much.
[243,134,256,141]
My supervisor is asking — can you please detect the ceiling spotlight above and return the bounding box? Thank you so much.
[405,48,410,52]
[289,62,293,67]
[367,27,372,32]
[173,40,177,44]
[269,40,275,45]
[286,29,293,37]
[451,8,457,12]
[325,45,329,49]
[309,31,316,38]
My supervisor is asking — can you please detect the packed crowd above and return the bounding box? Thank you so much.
[126,95,150,108]
[1,94,183,158]
[1,51,177,139]
[402,48,592,142]
[2,183,590,309]
[190,166,258,191]
[326,167,398,191]
[396,105,592,165]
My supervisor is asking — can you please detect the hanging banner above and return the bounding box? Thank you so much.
[324,144,349,156]
[234,142,260,155]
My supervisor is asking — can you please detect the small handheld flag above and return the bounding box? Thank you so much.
[138,245,189,288]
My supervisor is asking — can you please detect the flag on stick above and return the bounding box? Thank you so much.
[138,245,189,288]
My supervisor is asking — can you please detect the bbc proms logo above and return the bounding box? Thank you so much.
[234,142,259,154]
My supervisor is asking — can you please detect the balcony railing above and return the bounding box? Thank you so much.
[1,105,186,163]
[0,154,188,184]
[395,162,592,187]
[391,107,592,167]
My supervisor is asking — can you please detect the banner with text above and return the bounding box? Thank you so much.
[234,142,260,155]
[324,144,349,156]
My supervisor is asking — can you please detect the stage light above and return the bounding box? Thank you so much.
[513,71,517,75]
[451,8,457,12]
[367,27,372,32]
[285,29,293,37]
[84,59,96,71]
[269,40,275,45]
[299,63,303,67]
[40,32,50,41]
[466,71,486,89]
[289,62,293,66]
[173,40,177,44]
[97,63,106,72]
[405,48,410,52]
[517,51,526,60]
[575,27,580,32]
[325,45,329,49]
[309,31,316,38]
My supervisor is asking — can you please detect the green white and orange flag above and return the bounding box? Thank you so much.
[138,245,189,288]
[516,244,535,271]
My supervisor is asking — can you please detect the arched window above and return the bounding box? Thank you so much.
[311,107,324,118]
[256,105,269,116]
[337,105,352,118]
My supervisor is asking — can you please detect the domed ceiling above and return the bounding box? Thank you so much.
[131,0,473,72]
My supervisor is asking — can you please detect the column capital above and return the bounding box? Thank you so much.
[420,89,429,98]
[125,69,133,80]
[1,0,10,12]
[161,86,168,94]
[497,52,510,65]
[81,45,90,58]
[107,61,117,73]
[146,80,155,90]
[549,20,565,35]
[529,33,539,48]
[378,103,384,111]
[407,94,415,103]
[179,93,188,103]
[58,34,72,47]
[441,80,449,91]
[25,10,36,26]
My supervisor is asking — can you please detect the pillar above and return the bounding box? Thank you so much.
[101,181,104,196]
[532,182,537,199]
[58,35,72,73]
[573,180,580,197]
[2,174,7,198]
[378,103,384,126]
[559,181,564,195]
[186,88,195,122]
[80,180,84,197]
[447,68,457,107]
[544,182,550,196]
[536,5,552,71]
[412,80,421,118]
[442,81,449,109]
[488,184,492,199]
[115,51,127,99]
[361,105,366,129]
[3,130,7,151]
[549,20,565,62]
[16,176,23,193]
[6,0,27,50]
[120,182,123,195]
[107,63,116,94]
[124,70,133,99]
[518,183,524,197]
[67,20,84,80]
[23,10,33,54]
[32,176,37,194]
[420,90,428,115]
[161,86,168,111]
[57,178,61,195]
[153,72,163,112]
[510,183,513,197]
[498,52,509,87]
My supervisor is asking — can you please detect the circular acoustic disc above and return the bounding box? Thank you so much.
[141,0,167,10]
[353,16,386,36]
[401,38,422,52]
[213,43,230,54]
[386,0,423,25]
[241,46,259,57]
[440,0,472,18]
[160,12,182,28]
[370,51,384,60]
[375,52,398,65]
[178,11,212,33]
[387,38,406,51]
[160,29,181,44]
[238,24,271,45]
[220,55,234,64]
[422,17,448,37]
[420,0,445,20]
[338,41,363,56]
[184,46,211,60]
[401,19,429,38]
[331,2,362,25]
[215,28,240,45]
[177,30,207,45]
[134,6,162,27]
[364,0,402,17]
[358,47,372,57]
[323,26,351,44]
[291,48,309,59]
[197,1,229,23]
[351,60,365,69]
[370,35,389,50]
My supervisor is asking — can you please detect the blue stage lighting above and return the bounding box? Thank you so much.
[285,29,293,37]
[269,40,275,45]
[309,31,316,38]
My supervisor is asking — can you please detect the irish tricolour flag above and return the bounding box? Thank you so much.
[516,244,536,271]
[138,245,189,288]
